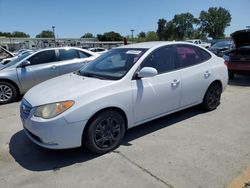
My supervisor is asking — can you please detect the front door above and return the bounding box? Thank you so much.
[17,49,60,91]
[132,45,181,124]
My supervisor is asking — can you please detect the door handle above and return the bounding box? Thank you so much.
[204,70,211,78]
[51,65,57,70]
[171,79,180,87]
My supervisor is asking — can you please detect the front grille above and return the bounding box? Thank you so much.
[20,99,32,120]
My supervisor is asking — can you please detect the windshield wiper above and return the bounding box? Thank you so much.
[79,71,108,80]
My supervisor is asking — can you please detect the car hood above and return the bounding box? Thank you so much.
[231,29,250,48]
[24,73,115,107]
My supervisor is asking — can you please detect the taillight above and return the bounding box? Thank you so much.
[223,55,230,66]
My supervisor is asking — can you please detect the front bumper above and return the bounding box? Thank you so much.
[21,102,87,149]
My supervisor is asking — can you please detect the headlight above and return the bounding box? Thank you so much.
[34,101,74,119]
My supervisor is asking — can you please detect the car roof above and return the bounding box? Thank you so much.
[35,46,97,56]
[116,41,198,49]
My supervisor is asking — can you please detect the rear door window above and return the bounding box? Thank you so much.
[59,49,79,61]
[176,45,211,68]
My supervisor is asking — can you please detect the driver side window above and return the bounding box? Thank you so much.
[28,50,57,65]
[140,46,175,74]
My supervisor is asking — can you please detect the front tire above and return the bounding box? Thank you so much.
[0,82,17,105]
[202,83,222,111]
[84,110,126,154]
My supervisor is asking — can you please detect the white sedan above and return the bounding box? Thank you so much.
[20,42,228,154]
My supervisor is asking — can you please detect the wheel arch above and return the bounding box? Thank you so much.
[0,78,20,96]
[81,106,128,146]
[203,80,223,98]
[209,80,222,90]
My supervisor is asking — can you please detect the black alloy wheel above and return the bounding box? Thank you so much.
[84,110,125,154]
[202,83,222,111]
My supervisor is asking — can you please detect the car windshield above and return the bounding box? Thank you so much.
[4,52,33,68]
[78,48,147,80]
[212,41,233,48]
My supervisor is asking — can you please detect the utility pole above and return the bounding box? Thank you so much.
[52,26,56,47]
[130,29,134,43]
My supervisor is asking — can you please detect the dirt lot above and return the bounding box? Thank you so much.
[0,76,250,188]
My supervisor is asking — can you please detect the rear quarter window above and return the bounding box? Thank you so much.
[176,45,211,68]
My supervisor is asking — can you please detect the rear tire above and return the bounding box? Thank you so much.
[84,110,126,154]
[0,82,17,105]
[202,83,222,111]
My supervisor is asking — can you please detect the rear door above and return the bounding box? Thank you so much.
[17,49,60,91]
[176,44,213,108]
[58,49,92,74]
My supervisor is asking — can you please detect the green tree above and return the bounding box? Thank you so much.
[137,32,146,42]
[138,32,146,38]
[0,32,12,37]
[157,18,167,40]
[199,7,231,39]
[145,31,159,41]
[164,21,175,40]
[0,31,29,38]
[11,31,30,38]
[97,31,123,41]
[36,30,54,38]
[172,13,197,40]
[81,32,94,38]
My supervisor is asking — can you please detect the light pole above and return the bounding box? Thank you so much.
[52,26,56,46]
[130,29,134,43]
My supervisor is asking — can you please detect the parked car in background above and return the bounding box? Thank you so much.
[1,49,36,65]
[0,47,98,104]
[208,40,233,57]
[186,39,211,48]
[0,46,14,61]
[88,47,108,54]
[224,29,250,79]
[20,41,228,154]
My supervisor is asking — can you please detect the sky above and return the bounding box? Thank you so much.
[0,0,249,38]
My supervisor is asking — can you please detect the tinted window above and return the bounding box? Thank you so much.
[78,50,91,58]
[141,46,175,74]
[59,49,79,61]
[28,50,56,65]
[176,45,210,68]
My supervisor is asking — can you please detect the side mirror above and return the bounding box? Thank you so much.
[20,60,31,67]
[137,67,158,78]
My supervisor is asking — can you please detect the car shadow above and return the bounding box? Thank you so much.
[228,75,250,87]
[9,106,205,172]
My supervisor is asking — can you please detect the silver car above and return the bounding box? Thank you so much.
[0,47,98,104]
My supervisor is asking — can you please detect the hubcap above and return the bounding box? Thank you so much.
[207,85,221,109]
[95,117,121,149]
[0,84,13,102]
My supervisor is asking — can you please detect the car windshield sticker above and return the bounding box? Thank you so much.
[126,50,142,55]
